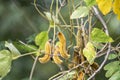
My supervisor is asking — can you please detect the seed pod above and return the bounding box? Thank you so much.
[91,62,99,71]
[39,40,51,63]
[53,46,63,64]
[77,71,84,80]
[57,32,70,59]
[76,28,83,48]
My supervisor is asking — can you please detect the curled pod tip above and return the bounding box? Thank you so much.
[39,40,51,63]
[57,32,66,43]
[57,32,70,59]
[39,55,50,63]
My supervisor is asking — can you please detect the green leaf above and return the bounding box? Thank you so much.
[70,6,89,19]
[104,61,120,77]
[5,42,21,59]
[108,53,118,60]
[84,0,96,7]
[104,61,119,70]
[35,31,48,50]
[109,71,120,80]
[0,50,12,79]
[91,28,114,43]
[13,42,37,53]
[83,42,96,64]
[105,67,119,78]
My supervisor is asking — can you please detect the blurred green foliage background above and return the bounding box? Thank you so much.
[0,0,120,80]
[0,0,59,80]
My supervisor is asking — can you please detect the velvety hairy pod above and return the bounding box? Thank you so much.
[53,46,63,64]
[39,40,51,63]
[77,71,84,80]
[91,62,99,71]
[57,32,70,59]
[76,28,83,48]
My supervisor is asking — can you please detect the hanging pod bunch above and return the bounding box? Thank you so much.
[39,32,70,64]
[57,32,70,59]
[53,46,63,64]
[39,40,51,63]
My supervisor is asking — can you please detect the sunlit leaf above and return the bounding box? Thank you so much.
[105,67,119,78]
[5,41,21,59]
[96,0,112,15]
[35,31,48,50]
[77,71,84,80]
[84,0,96,7]
[104,61,120,78]
[70,6,89,19]
[104,61,119,70]
[91,28,114,43]
[0,50,12,79]
[83,42,96,64]
[113,0,120,19]
[109,71,120,80]
[108,53,118,60]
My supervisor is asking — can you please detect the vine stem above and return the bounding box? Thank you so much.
[87,6,112,80]
[34,0,48,20]
[13,52,36,60]
[88,43,111,80]
[49,61,87,80]
[92,6,109,35]
[29,56,39,80]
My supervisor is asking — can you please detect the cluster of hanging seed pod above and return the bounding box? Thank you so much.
[39,32,70,64]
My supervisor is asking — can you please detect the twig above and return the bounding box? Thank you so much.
[87,6,111,80]
[88,43,111,80]
[116,42,120,47]
[19,41,37,50]
[48,71,66,80]
[105,13,113,24]
[29,56,39,80]
[50,61,87,80]
[71,0,80,27]
[31,3,48,11]
[97,43,108,55]
[59,0,67,7]
[92,6,109,36]
[88,13,92,41]
[13,52,36,60]
[34,0,48,20]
